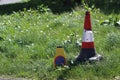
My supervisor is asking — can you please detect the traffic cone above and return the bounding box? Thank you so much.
[76,11,102,62]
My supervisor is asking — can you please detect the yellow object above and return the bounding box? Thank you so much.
[54,46,66,58]
[54,46,66,66]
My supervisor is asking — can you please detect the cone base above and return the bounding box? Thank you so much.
[89,54,102,62]
[76,48,96,62]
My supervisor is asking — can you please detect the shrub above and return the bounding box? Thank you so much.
[82,0,120,13]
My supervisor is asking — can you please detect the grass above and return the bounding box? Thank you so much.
[0,2,120,80]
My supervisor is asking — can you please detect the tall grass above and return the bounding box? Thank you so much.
[0,4,120,79]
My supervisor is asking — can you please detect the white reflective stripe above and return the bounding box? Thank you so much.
[82,30,94,42]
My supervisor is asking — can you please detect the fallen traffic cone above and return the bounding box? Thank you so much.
[76,11,102,62]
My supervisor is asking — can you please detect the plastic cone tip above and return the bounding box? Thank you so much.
[84,11,92,30]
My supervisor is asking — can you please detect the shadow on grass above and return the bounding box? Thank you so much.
[0,0,81,15]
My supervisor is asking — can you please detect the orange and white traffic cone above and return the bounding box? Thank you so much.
[76,11,102,62]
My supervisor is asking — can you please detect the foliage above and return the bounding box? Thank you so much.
[82,0,120,13]
[0,2,120,80]
[104,32,120,51]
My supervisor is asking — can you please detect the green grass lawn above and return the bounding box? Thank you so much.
[0,3,120,80]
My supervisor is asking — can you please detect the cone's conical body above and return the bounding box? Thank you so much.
[76,11,97,62]
[84,11,92,30]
